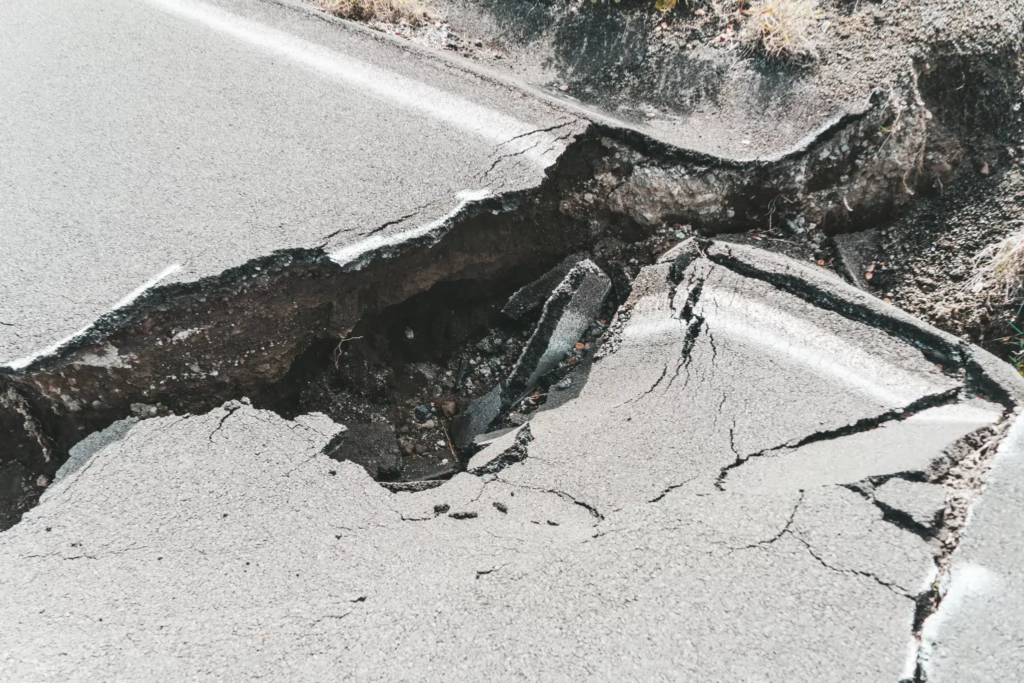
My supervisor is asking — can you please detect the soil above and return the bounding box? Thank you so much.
[253,227,684,481]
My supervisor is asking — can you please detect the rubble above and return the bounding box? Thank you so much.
[504,260,611,404]
[501,253,587,322]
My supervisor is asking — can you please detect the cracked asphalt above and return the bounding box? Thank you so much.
[2,243,1019,680]
[0,0,584,366]
[2,0,1023,678]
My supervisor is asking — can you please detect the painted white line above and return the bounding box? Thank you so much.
[916,562,1001,679]
[910,415,1024,680]
[145,0,564,168]
[329,189,490,268]
[2,264,182,370]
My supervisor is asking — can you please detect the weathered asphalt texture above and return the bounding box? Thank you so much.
[920,416,1024,682]
[0,0,584,367]
[2,244,1020,681]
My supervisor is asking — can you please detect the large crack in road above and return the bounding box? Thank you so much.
[1,9,1023,673]
[3,224,1019,680]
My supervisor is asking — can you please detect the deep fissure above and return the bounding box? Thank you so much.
[0,105,1018,635]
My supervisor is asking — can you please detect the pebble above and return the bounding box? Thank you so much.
[414,405,431,422]
[555,377,573,390]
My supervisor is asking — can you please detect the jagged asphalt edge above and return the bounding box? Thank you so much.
[0,96,886,381]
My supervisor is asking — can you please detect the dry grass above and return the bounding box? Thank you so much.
[320,0,428,25]
[739,0,819,59]
[967,229,1024,302]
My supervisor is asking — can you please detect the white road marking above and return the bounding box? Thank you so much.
[328,189,490,267]
[916,562,1001,679]
[2,264,182,370]
[702,292,940,406]
[145,0,564,168]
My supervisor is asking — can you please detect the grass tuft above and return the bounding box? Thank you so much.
[319,0,428,25]
[966,229,1024,303]
[740,0,819,59]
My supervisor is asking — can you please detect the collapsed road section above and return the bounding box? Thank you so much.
[1,0,1011,528]
[0,81,995,526]
[1,230,1023,680]
[2,0,1024,677]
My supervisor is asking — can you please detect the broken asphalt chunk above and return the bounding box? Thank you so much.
[504,259,610,404]
[450,385,503,450]
[723,399,1002,492]
[501,253,586,322]
[452,260,609,450]
[832,229,886,291]
[398,451,460,482]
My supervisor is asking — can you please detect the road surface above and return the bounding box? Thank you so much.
[0,0,1022,680]
[0,0,582,368]
[1,243,1022,681]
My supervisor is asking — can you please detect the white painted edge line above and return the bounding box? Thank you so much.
[2,265,182,370]
[145,0,565,168]
[902,413,1024,680]
[912,562,1002,680]
[328,189,491,267]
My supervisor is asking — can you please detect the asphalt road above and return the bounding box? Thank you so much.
[1,245,1018,681]
[0,0,582,368]
[921,416,1024,682]
[1,0,1022,679]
